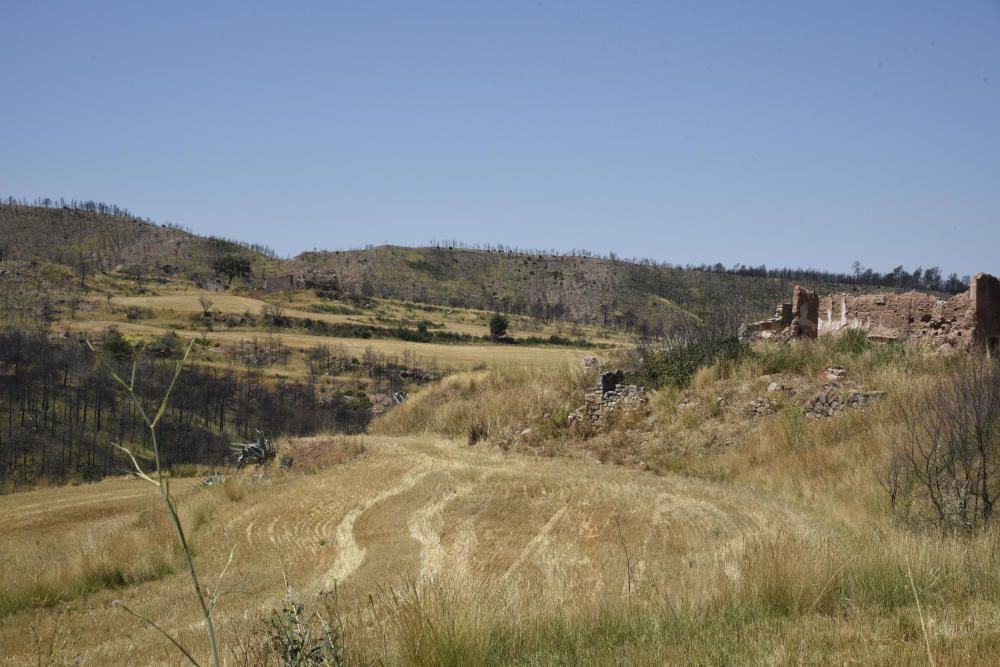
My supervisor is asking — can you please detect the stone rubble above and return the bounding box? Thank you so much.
[805,388,884,418]
[825,365,847,381]
[747,397,776,418]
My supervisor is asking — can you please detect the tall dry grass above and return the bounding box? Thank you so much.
[12,336,1000,664]
[371,363,592,445]
[288,523,1000,665]
[0,491,218,618]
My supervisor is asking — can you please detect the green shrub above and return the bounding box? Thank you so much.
[753,341,824,375]
[489,312,509,340]
[831,328,870,355]
[637,336,748,389]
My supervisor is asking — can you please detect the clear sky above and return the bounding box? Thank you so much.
[2,1,998,277]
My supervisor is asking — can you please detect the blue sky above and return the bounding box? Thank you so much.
[2,1,998,277]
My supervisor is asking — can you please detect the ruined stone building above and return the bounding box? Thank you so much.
[748,273,1000,355]
[261,274,296,292]
[258,269,340,294]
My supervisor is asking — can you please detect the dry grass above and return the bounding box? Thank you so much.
[281,435,367,473]
[0,478,205,619]
[371,363,591,445]
[107,292,625,344]
[4,339,1000,664]
[357,525,1000,665]
[70,320,586,370]
[0,433,816,663]
[221,476,248,503]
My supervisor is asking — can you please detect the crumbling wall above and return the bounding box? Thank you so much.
[790,287,818,337]
[746,287,817,339]
[753,273,1000,352]
[972,273,1000,346]
[817,291,974,345]
[745,302,792,337]
[263,275,295,292]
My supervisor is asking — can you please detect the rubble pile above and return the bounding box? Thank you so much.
[805,388,884,418]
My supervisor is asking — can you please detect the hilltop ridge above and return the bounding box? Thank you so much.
[1,201,955,335]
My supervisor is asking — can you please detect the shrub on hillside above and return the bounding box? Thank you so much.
[489,312,509,340]
[630,306,750,389]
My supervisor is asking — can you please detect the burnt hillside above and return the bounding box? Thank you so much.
[293,246,872,334]
[0,203,279,283]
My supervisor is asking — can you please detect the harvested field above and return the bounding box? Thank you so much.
[0,435,810,664]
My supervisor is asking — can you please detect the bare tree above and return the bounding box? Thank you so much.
[198,295,214,316]
[261,302,285,324]
[883,355,1000,532]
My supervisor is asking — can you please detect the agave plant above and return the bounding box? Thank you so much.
[232,430,277,469]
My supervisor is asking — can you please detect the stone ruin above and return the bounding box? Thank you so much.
[746,286,819,341]
[747,273,1000,354]
[258,269,340,293]
[568,370,648,428]
[261,274,296,293]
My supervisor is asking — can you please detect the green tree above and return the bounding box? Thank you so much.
[210,255,252,285]
[489,312,509,340]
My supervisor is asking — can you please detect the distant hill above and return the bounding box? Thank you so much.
[0,202,280,285]
[2,202,931,336]
[292,246,873,335]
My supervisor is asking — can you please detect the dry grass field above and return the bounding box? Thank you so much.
[0,433,814,665]
[106,293,624,344]
[69,320,588,370]
[4,339,1000,664]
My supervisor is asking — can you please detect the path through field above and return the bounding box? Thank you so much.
[0,436,812,664]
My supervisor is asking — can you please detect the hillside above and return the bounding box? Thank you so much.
[293,245,872,334]
[0,203,280,287]
[3,203,881,337]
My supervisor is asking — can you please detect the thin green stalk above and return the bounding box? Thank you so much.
[113,600,201,666]
[88,338,223,667]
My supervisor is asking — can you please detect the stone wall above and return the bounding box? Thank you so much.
[263,275,295,292]
[972,273,1000,345]
[817,290,973,345]
[791,286,818,337]
[744,302,792,337]
[751,273,1000,352]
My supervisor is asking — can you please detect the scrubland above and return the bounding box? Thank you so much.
[3,337,999,665]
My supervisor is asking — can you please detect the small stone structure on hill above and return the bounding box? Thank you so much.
[262,274,295,292]
[258,269,339,293]
[568,370,648,428]
[747,273,1000,354]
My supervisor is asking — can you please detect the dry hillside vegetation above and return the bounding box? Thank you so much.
[5,203,911,339]
[70,320,587,371]
[4,339,1000,664]
[292,245,848,332]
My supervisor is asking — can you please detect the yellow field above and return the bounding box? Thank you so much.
[70,320,588,369]
[0,434,808,665]
[107,293,621,343]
